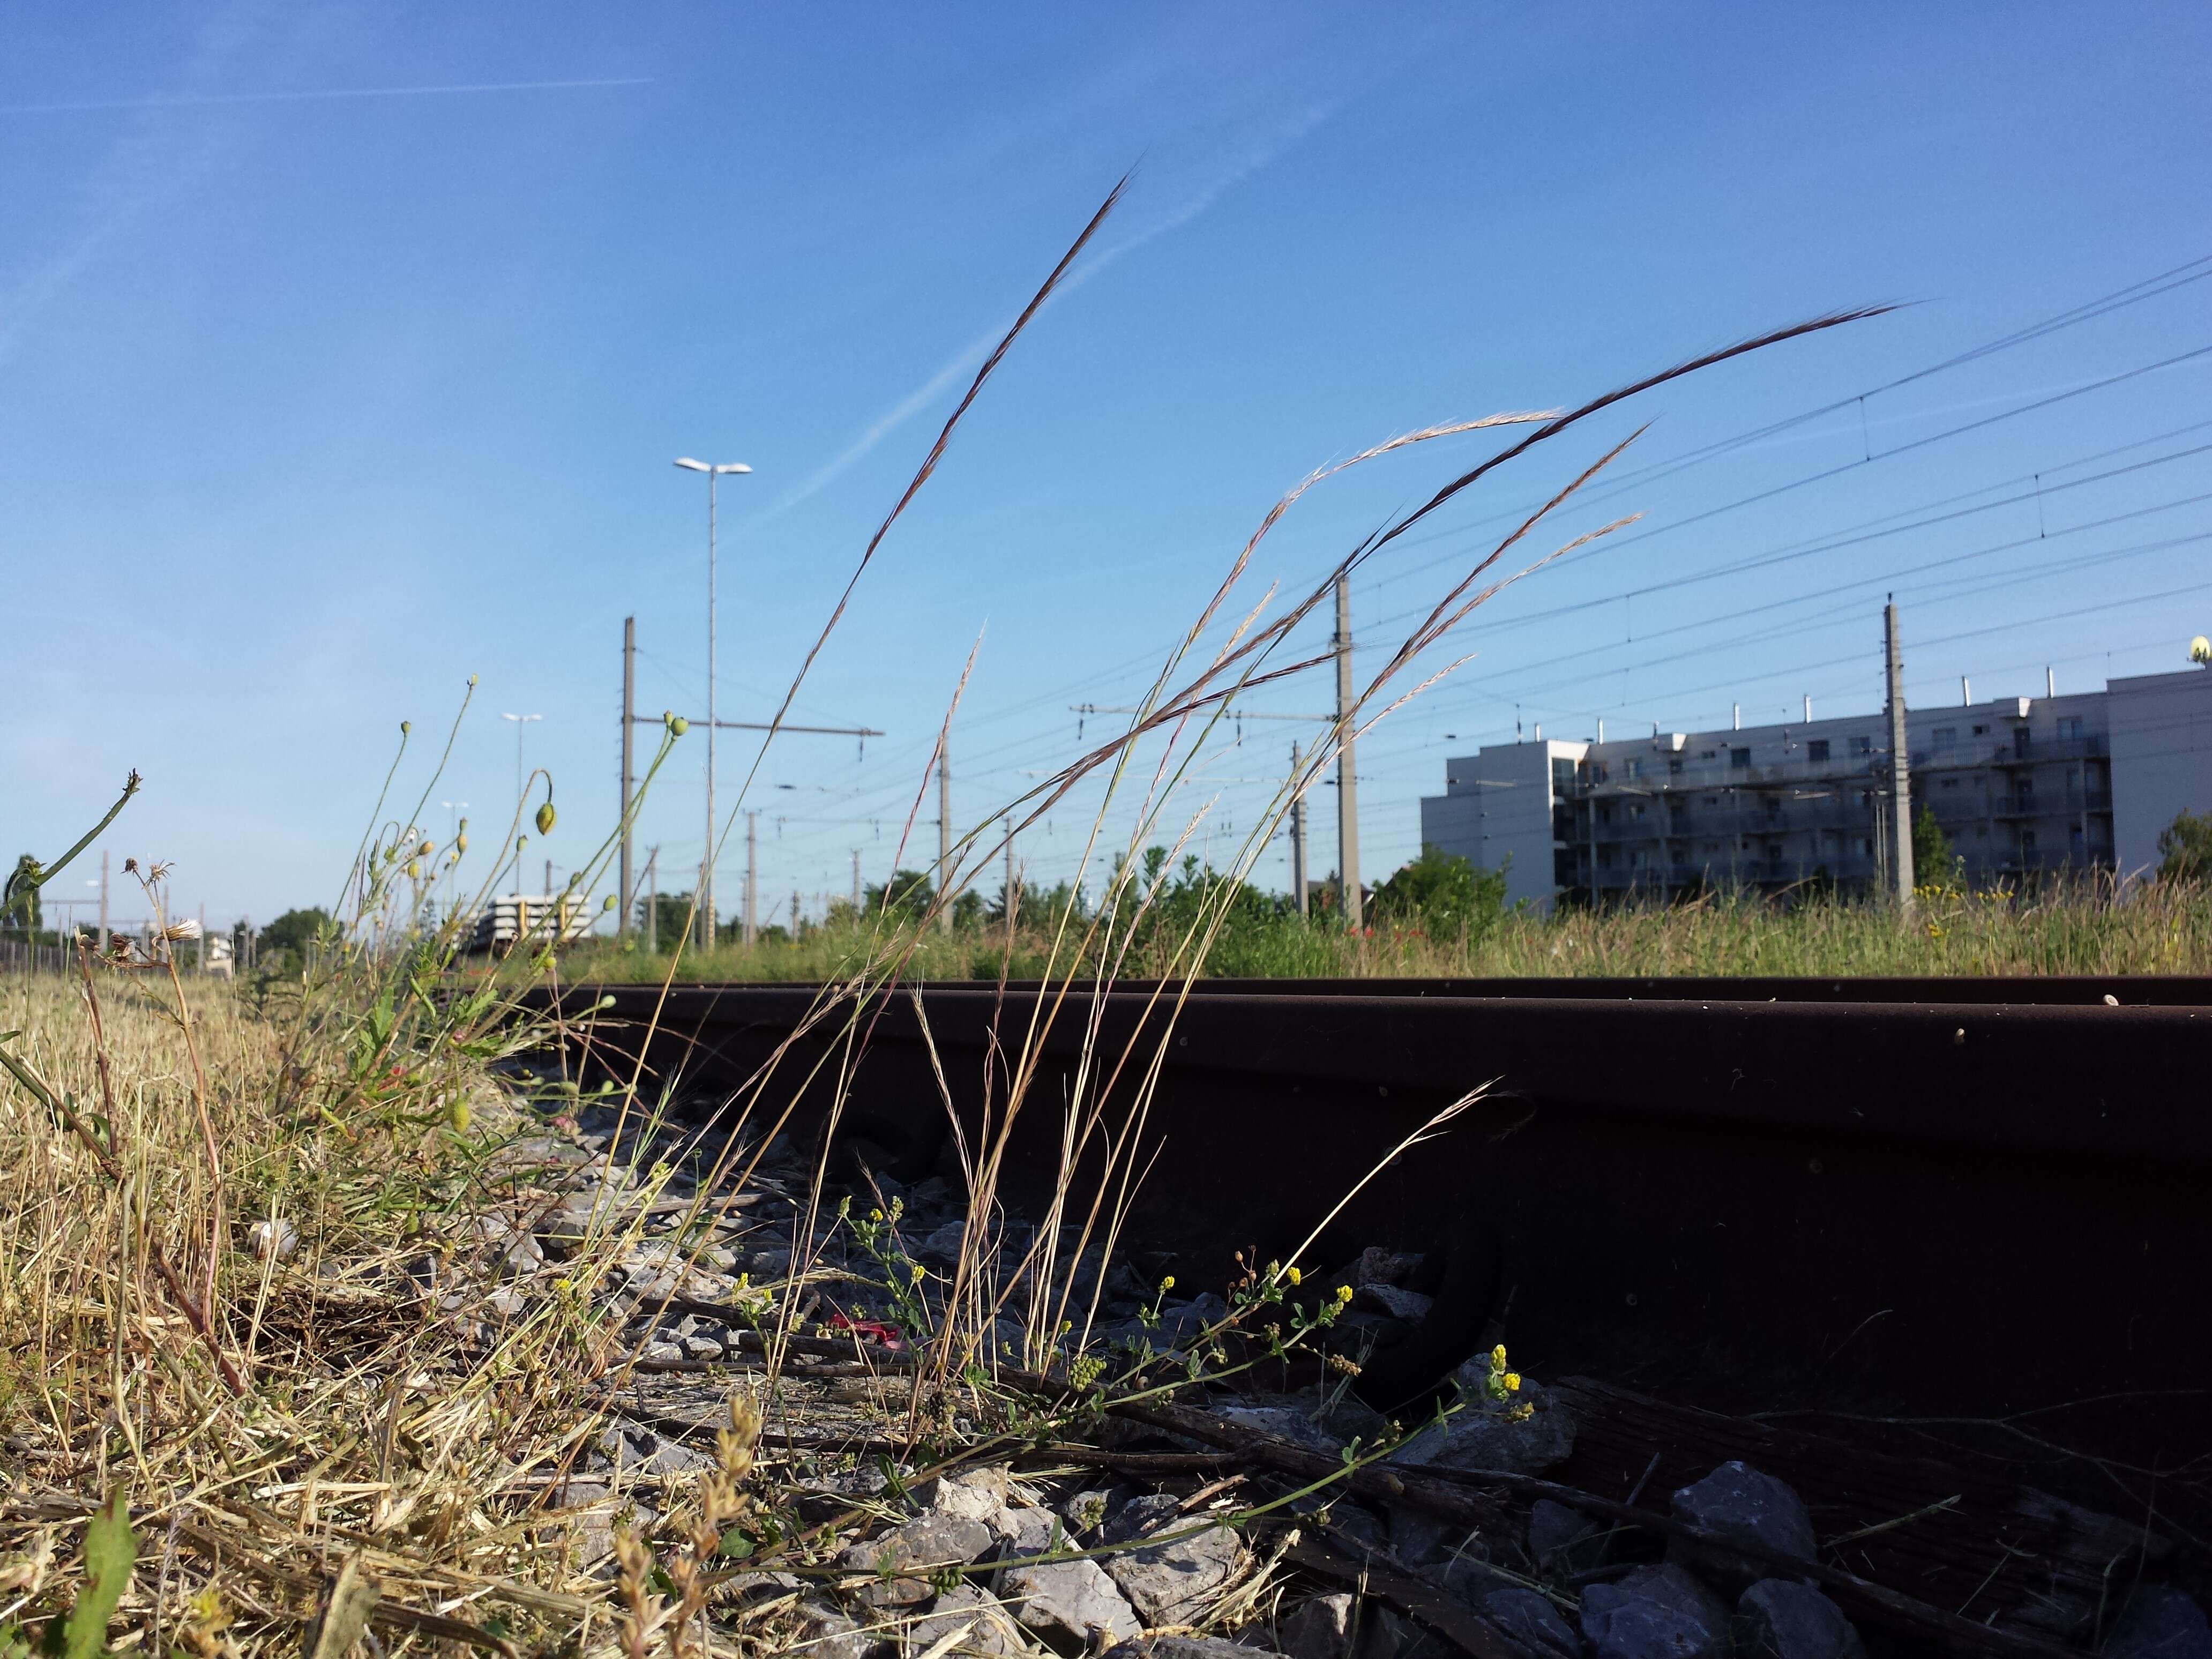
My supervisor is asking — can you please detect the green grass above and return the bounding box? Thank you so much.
[557,876,2212,983]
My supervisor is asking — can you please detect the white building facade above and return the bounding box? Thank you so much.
[1419,667,2212,910]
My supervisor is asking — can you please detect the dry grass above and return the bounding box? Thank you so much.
[1,190,1924,1659]
[565,873,2212,983]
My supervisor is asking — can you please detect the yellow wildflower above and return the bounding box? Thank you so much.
[1286,1266,1303,1287]
[868,1208,883,1223]
[1336,1285,1355,1304]
[1504,1372,1522,1392]
[1160,1275,1176,1292]
[1491,1343,1508,1370]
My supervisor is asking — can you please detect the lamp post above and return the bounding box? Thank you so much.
[501,714,540,895]
[673,457,752,950]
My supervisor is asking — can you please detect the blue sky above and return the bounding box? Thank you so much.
[7,3,2211,932]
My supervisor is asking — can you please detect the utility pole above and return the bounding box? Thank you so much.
[937,736,953,932]
[673,458,752,951]
[501,713,541,896]
[743,810,759,946]
[1885,597,1915,911]
[852,849,862,913]
[619,616,635,940]
[644,847,660,955]
[790,890,802,938]
[1289,741,1309,916]
[1334,574,1363,927]
[618,619,883,944]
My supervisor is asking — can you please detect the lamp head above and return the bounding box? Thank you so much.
[673,458,709,473]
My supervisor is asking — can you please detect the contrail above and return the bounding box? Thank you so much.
[760,100,1342,524]
[0,77,651,116]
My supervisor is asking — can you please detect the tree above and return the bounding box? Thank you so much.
[1370,844,1509,935]
[634,890,705,946]
[257,907,332,965]
[2158,808,2212,883]
[4,855,40,934]
[867,870,937,919]
[1911,806,1957,886]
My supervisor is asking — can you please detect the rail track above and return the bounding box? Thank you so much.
[522,975,2210,1434]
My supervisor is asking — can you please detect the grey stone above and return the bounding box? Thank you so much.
[1669,1463,1815,1586]
[645,1437,718,1475]
[2110,1588,2212,1659]
[681,1334,724,1361]
[1430,1540,1507,1604]
[1483,1589,1579,1659]
[794,1597,883,1659]
[1155,1292,1231,1343]
[902,1583,1021,1657]
[920,1464,1013,1523]
[1582,1565,1732,1659]
[1001,1553,1141,1649]
[1058,1486,1130,1543]
[1355,1246,1422,1287]
[1104,1492,1182,1544]
[1386,1380,1574,1478]
[995,1504,1064,1554]
[915,1221,970,1265]
[1355,1283,1434,1323]
[1100,1505,1243,1626]
[1354,1605,1413,1659]
[1387,1504,1450,1566]
[640,1340,686,1365]
[1281,1594,1355,1659]
[1737,1580,1865,1659]
[839,1514,996,1608]
[1528,1499,1605,1574]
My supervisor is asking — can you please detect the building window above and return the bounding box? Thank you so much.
[1807,739,1829,763]
[1668,758,1683,775]
[1626,759,1643,779]
[1933,727,1956,750]
[1942,777,1958,789]
[1860,838,1874,855]
[2023,829,2038,852]
[1971,723,1989,736]
[1627,803,1646,821]
[1599,848,1616,868]
[1730,747,1751,769]
[1853,735,1872,755]
[2057,716,2082,740]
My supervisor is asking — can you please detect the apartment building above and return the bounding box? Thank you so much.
[1419,664,2212,910]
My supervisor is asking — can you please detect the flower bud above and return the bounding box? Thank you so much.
[535,802,557,835]
[401,720,412,734]
[449,1098,471,1133]
[668,714,689,736]
[417,840,433,858]
[601,894,616,911]
[406,860,421,879]
[454,833,468,855]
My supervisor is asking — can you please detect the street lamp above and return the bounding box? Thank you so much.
[501,714,540,895]
[674,457,752,950]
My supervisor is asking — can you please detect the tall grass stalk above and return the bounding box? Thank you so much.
[3,182,1908,1656]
